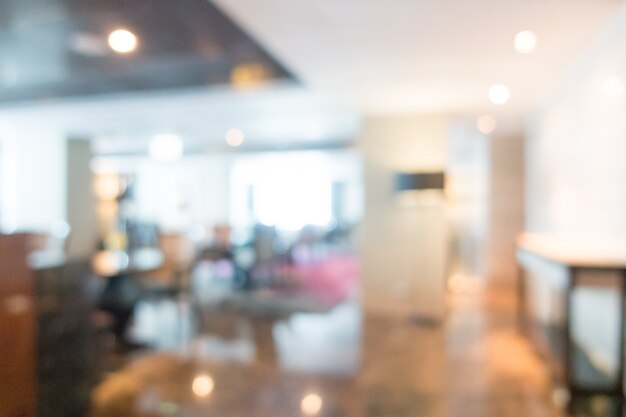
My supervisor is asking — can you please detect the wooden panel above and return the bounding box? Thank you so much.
[0,234,36,417]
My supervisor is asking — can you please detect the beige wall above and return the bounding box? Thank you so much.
[357,114,448,320]
[486,134,524,287]
[66,140,99,257]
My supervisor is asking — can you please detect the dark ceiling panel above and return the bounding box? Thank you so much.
[0,0,295,103]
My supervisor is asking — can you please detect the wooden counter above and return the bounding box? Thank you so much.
[517,233,626,269]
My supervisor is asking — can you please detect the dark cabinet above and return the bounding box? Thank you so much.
[0,234,37,417]
[35,260,101,417]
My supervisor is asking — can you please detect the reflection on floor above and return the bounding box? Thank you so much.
[89,288,596,417]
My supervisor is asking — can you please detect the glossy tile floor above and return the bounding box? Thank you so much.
[88,287,614,417]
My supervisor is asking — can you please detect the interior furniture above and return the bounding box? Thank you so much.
[517,233,626,397]
[1,232,107,417]
[0,233,37,417]
[93,248,164,345]
[154,233,194,290]
[35,259,101,417]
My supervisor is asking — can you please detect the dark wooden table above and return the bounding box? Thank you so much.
[517,233,626,397]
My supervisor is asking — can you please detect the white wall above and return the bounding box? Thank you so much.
[527,3,626,246]
[358,114,448,319]
[0,118,67,233]
[523,4,626,378]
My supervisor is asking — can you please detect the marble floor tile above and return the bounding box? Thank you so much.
[88,287,610,417]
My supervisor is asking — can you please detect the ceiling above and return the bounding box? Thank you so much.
[0,0,293,102]
[0,0,624,148]
[212,0,624,115]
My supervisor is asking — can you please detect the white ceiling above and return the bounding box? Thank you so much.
[213,0,624,115]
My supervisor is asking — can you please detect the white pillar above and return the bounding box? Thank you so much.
[357,114,448,320]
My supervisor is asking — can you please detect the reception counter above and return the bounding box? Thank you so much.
[517,233,626,397]
[517,233,626,269]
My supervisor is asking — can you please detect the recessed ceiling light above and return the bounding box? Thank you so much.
[230,63,270,88]
[149,134,183,161]
[514,31,537,54]
[488,84,510,105]
[476,115,496,134]
[225,128,245,147]
[108,29,138,54]
[602,76,623,97]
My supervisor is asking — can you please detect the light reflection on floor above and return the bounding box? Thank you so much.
[90,288,577,417]
[129,294,362,375]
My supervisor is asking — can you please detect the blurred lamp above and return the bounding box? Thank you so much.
[93,173,121,201]
[476,115,496,134]
[488,84,510,105]
[225,128,245,147]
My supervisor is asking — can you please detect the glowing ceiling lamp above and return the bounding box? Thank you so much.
[514,30,537,54]
[108,28,138,54]
[488,84,510,105]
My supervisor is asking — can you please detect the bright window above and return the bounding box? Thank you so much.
[231,152,332,231]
